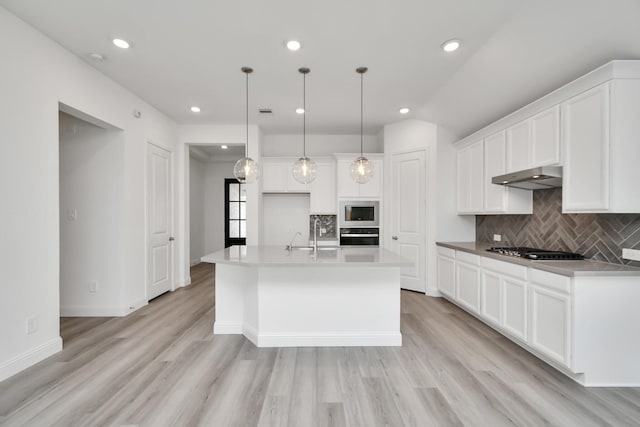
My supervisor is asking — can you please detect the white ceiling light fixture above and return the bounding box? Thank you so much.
[399,107,410,114]
[112,38,130,49]
[441,39,461,52]
[295,108,305,114]
[292,67,317,184]
[190,106,201,113]
[233,67,259,184]
[351,67,373,184]
[286,40,301,51]
[87,53,105,62]
[221,145,228,150]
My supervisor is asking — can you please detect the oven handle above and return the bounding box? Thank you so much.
[340,233,379,238]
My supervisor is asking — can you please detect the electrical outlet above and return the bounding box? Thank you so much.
[89,280,98,293]
[622,248,640,262]
[493,234,502,242]
[67,208,77,221]
[26,316,38,335]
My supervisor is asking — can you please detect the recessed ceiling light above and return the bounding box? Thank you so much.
[296,108,305,114]
[221,145,228,150]
[112,38,130,49]
[87,53,105,62]
[399,107,410,114]
[190,106,201,113]
[286,40,301,51]
[441,39,461,52]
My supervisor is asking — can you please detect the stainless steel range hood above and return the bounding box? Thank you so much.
[492,166,562,190]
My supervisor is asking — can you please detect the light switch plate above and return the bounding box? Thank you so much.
[622,248,640,262]
[493,234,502,242]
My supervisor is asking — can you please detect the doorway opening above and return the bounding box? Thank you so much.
[224,178,247,247]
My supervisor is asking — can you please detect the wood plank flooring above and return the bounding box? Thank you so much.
[1,263,639,426]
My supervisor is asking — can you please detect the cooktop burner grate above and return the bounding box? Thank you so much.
[487,246,585,260]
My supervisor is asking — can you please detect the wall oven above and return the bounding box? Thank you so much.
[339,200,380,227]
[339,228,379,246]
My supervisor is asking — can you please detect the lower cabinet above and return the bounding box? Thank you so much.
[529,270,572,368]
[455,252,480,313]
[436,247,456,299]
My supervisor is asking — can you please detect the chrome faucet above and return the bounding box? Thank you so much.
[287,231,301,252]
[313,218,320,253]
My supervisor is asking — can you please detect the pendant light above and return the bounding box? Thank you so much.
[351,66,373,183]
[233,66,259,183]
[292,67,317,184]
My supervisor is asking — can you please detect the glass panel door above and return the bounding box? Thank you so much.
[225,178,247,247]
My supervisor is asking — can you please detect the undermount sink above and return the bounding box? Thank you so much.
[287,246,341,252]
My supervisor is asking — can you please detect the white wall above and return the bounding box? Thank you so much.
[204,162,236,254]
[262,194,311,246]
[383,119,474,296]
[0,7,178,382]
[189,156,206,264]
[263,134,382,157]
[59,112,125,315]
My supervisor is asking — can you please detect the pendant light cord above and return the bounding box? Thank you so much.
[360,71,363,156]
[245,70,249,157]
[303,72,306,157]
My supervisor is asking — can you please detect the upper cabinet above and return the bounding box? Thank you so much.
[335,154,383,199]
[262,158,310,193]
[457,135,532,215]
[562,80,640,213]
[506,105,561,173]
[309,161,336,214]
[455,61,640,215]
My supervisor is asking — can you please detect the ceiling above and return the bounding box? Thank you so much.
[190,144,245,163]
[2,0,640,139]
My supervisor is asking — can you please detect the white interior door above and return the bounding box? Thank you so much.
[391,150,426,293]
[147,143,173,300]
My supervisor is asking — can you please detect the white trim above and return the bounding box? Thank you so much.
[255,332,402,347]
[0,337,62,382]
[177,276,191,287]
[61,305,127,317]
[214,321,243,334]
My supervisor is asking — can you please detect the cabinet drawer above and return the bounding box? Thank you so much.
[437,246,455,258]
[481,257,528,280]
[531,269,572,293]
[456,251,480,265]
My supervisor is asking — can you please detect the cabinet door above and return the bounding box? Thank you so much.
[480,270,501,326]
[437,255,455,299]
[262,162,286,192]
[456,148,470,213]
[483,131,506,212]
[531,105,560,167]
[503,276,527,341]
[359,159,383,198]
[562,83,610,212]
[310,162,336,213]
[506,120,531,173]
[529,284,572,368]
[336,159,360,198]
[456,261,480,313]
[457,141,483,214]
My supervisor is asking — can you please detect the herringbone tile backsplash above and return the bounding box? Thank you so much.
[477,188,640,267]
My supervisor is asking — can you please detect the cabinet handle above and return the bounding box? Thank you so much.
[169,237,175,241]
[392,236,398,240]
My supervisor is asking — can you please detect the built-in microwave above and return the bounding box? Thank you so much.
[339,200,379,227]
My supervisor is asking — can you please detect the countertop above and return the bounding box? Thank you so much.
[437,242,640,277]
[201,245,413,267]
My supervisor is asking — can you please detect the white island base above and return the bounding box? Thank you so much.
[203,246,410,347]
[214,264,401,347]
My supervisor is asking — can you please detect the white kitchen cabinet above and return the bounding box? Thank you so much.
[261,158,310,193]
[531,105,561,167]
[483,132,507,213]
[506,120,531,173]
[335,154,383,199]
[562,80,640,213]
[455,252,480,313]
[456,140,483,214]
[309,161,336,214]
[436,246,456,299]
[502,276,527,341]
[480,269,501,326]
[529,269,572,368]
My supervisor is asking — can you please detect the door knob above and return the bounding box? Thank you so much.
[169,237,175,241]
[392,236,398,240]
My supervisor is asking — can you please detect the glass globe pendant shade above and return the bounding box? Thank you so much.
[292,156,317,184]
[350,156,374,184]
[234,157,259,184]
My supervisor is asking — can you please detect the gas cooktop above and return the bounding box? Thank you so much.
[487,246,585,260]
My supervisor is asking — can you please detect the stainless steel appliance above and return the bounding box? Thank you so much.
[340,228,379,246]
[339,200,379,227]
[487,246,584,260]
[492,166,562,190]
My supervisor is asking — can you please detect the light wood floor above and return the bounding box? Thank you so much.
[1,264,640,427]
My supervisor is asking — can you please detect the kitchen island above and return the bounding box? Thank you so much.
[201,246,412,347]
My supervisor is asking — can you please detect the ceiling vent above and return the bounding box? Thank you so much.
[258,108,273,115]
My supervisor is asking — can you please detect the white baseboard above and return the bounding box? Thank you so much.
[0,337,62,382]
[177,276,191,288]
[61,304,127,317]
